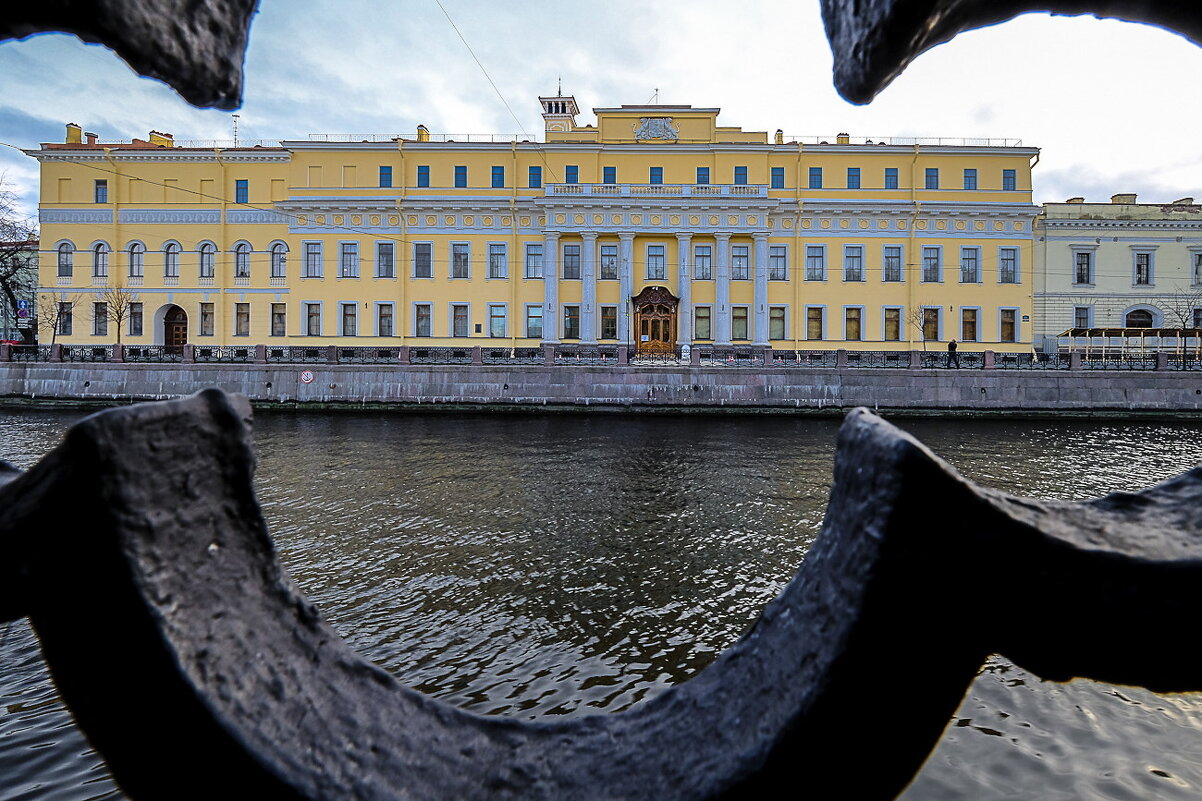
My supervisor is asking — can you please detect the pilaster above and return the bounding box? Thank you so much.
[714,232,732,346]
[752,232,770,346]
[618,232,635,344]
[676,232,693,345]
[581,231,598,344]
[543,231,561,345]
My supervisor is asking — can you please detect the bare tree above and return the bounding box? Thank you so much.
[906,306,929,350]
[0,176,39,344]
[37,293,78,347]
[1159,287,1202,331]
[99,283,138,344]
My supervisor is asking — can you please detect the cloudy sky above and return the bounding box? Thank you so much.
[1,1,1200,220]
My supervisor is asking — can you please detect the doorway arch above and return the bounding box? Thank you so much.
[154,304,188,350]
[632,285,678,357]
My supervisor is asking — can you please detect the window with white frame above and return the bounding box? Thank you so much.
[1000,308,1017,342]
[92,243,109,278]
[305,303,321,335]
[769,246,787,281]
[998,247,1018,283]
[730,246,749,280]
[769,306,786,339]
[235,302,250,336]
[732,306,749,339]
[451,244,469,279]
[563,305,580,339]
[694,245,712,280]
[806,307,824,339]
[805,246,825,281]
[1193,252,1202,285]
[270,243,286,278]
[129,302,143,336]
[960,247,979,283]
[600,306,617,339]
[271,303,287,336]
[57,243,74,277]
[562,244,581,279]
[302,242,321,278]
[1194,308,1202,329]
[451,304,469,337]
[525,243,543,278]
[127,243,144,277]
[200,303,214,336]
[377,303,394,336]
[414,303,432,336]
[339,242,359,278]
[1074,250,1094,285]
[883,307,902,341]
[843,246,863,282]
[1074,306,1091,329]
[1133,250,1154,285]
[525,305,542,338]
[376,242,394,278]
[961,308,978,341]
[694,306,712,340]
[413,243,433,278]
[883,245,903,282]
[340,303,357,336]
[93,302,108,336]
[844,307,862,341]
[488,244,507,278]
[488,304,506,337]
[600,245,618,280]
[922,308,940,340]
[234,243,251,278]
[647,245,667,280]
[921,247,941,283]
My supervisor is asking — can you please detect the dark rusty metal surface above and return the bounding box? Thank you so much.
[821,0,1202,103]
[0,0,258,109]
[3,390,1202,799]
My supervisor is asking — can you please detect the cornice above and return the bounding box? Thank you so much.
[1040,218,1202,231]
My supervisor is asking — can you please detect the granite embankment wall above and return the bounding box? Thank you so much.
[3,363,1202,415]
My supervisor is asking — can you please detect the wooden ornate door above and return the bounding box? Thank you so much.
[164,306,188,352]
[632,285,679,357]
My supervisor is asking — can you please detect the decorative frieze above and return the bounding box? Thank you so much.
[40,209,114,225]
[120,210,221,224]
[226,209,288,224]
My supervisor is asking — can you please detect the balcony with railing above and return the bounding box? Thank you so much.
[545,183,768,198]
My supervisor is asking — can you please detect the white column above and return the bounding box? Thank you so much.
[714,232,732,345]
[618,232,635,344]
[753,232,770,346]
[581,231,598,344]
[676,232,693,344]
[542,231,560,344]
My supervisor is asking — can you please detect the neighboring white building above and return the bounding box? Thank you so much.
[1034,194,1202,351]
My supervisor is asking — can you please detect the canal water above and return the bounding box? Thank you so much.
[3,407,1202,800]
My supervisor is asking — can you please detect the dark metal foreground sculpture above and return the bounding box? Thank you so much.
[2,390,1202,799]
[821,0,1202,103]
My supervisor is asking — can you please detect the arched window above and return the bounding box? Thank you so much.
[57,242,74,277]
[234,242,251,278]
[164,242,181,278]
[1125,309,1155,328]
[92,243,109,278]
[198,243,216,279]
[270,243,287,278]
[128,242,145,277]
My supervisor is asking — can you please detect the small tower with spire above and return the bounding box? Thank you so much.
[539,80,579,136]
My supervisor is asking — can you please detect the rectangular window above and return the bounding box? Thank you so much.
[376,242,395,278]
[805,246,825,281]
[491,165,504,188]
[1194,253,1202,285]
[732,307,749,340]
[603,166,616,184]
[378,165,392,188]
[304,303,320,336]
[94,180,108,203]
[963,169,977,190]
[961,308,978,342]
[600,306,617,340]
[845,307,862,341]
[808,167,822,189]
[562,244,581,279]
[235,302,250,336]
[1000,309,1017,342]
[452,304,469,337]
[129,303,143,337]
[925,168,939,189]
[1134,252,1152,285]
[339,303,356,336]
[771,166,785,189]
[806,307,824,340]
[923,308,939,340]
[1074,306,1091,329]
[843,246,864,282]
[1002,169,1017,191]
[413,243,432,278]
[883,245,903,282]
[769,245,787,281]
[565,165,579,184]
[417,165,430,187]
[960,247,980,283]
[339,242,359,278]
[694,307,712,340]
[769,307,786,340]
[731,246,749,280]
[734,166,748,185]
[922,247,941,282]
[999,247,1019,283]
[847,167,861,189]
[649,166,663,185]
[451,243,469,278]
[271,303,286,336]
[525,243,544,278]
[414,304,432,337]
[488,304,506,338]
[647,245,667,279]
[488,244,507,278]
[304,242,322,278]
[526,306,543,339]
[884,168,898,189]
[528,165,542,188]
[1194,308,1202,329]
[1075,251,1093,284]
[600,245,618,280]
[58,303,73,335]
[563,305,580,339]
[201,303,215,336]
[696,167,710,185]
[377,304,394,337]
[235,179,248,204]
[884,307,901,341]
[454,165,467,188]
[694,245,712,280]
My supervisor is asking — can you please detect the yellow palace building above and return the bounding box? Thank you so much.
[31,94,1039,353]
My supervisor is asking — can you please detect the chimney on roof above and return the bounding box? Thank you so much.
[65,123,82,144]
[84,131,98,145]
[775,129,784,145]
[836,132,850,145]
[1111,193,1137,204]
[416,124,430,142]
[148,130,174,147]
[1065,197,1085,203]
[1172,197,1194,205]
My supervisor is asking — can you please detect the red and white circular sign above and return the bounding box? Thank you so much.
[299,370,314,384]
